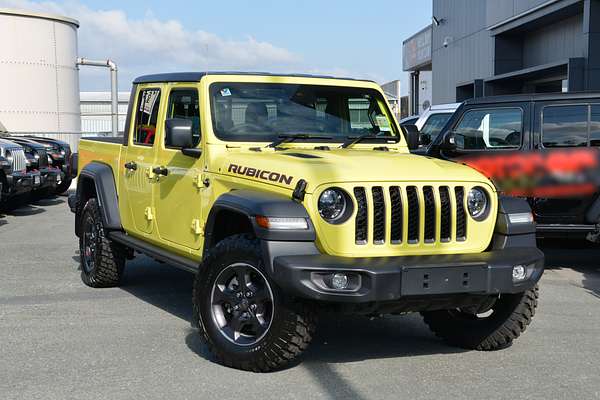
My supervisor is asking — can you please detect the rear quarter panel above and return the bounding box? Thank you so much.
[78,139,123,194]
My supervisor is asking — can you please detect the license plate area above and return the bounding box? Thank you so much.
[401,265,488,296]
[34,175,41,186]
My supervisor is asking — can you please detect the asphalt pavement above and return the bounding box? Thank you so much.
[1,196,599,400]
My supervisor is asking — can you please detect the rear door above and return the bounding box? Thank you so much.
[532,100,599,224]
[120,85,163,236]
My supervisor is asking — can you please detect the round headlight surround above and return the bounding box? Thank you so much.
[318,187,353,224]
[467,186,490,221]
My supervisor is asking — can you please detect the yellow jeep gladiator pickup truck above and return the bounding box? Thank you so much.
[69,72,544,372]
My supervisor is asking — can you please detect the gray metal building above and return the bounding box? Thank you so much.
[404,0,600,105]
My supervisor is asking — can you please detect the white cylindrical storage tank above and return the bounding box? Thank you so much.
[0,9,80,149]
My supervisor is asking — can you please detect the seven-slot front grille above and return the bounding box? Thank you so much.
[353,185,468,246]
[7,147,27,173]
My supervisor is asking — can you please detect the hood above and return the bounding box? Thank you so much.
[214,147,493,193]
[0,138,21,149]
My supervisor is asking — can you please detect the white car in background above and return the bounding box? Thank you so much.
[414,103,460,146]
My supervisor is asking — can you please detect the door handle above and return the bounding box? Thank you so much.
[124,161,137,171]
[152,166,169,177]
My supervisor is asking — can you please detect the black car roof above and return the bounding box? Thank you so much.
[133,71,375,84]
[464,91,600,106]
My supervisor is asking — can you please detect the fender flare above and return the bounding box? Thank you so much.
[203,189,315,253]
[76,161,122,234]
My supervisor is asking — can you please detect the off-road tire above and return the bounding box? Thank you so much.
[79,198,125,287]
[421,285,539,350]
[193,234,316,372]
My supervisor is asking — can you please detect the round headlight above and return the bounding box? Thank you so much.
[318,188,348,223]
[467,187,489,220]
[5,149,13,164]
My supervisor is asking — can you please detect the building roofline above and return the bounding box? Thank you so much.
[132,71,376,84]
[0,8,79,27]
[464,91,600,105]
[402,24,432,45]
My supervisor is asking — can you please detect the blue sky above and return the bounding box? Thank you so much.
[2,0,432,92]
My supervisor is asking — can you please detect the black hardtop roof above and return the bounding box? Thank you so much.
[464,91,600,106]
[133,71,375,84]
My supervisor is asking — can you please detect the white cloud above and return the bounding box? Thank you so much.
[0,0,390,90]
[0,0,302,89]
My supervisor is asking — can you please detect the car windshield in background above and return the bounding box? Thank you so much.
[209,83,399,142]
[420,113,452,143]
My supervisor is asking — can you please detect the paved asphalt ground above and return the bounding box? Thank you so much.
[1,195,599,400]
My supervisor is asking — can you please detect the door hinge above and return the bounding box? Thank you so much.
[194,174,210,189]
[191,219,203,235]
[144,207,154,221]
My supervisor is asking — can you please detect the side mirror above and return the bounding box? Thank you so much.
[403,124,420,151]
[165,118,201,158]
[441,131,457,151]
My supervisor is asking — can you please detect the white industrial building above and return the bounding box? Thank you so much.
[0,8,81,147]
[80,92,130,135]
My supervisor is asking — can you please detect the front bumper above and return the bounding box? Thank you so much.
[5,171,34,197]
[271,247,544,303]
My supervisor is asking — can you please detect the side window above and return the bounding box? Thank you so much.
[589,105,600,147]
[420,113,452,144]
[133,88,161,146]
[453,108,522,150]
[166,89,201,147]
[542,105,588,148]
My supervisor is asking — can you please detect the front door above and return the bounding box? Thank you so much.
[120,86,163,236]
[154,86,205,253]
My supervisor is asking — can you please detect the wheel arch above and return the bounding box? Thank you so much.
[203,190,315,257]
[75,161,122,237]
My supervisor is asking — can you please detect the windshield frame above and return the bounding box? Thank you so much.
[207,80,401,145]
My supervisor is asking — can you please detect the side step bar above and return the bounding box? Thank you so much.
[537,224,597,233]
[109,231,199,273]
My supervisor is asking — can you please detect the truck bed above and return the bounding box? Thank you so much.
[78,137,124,188]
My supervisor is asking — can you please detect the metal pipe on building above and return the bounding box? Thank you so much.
[77,58,119,137]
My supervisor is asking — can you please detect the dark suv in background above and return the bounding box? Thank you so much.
[421,92,600,242]
[7,137,59,197]
[22,136,72,193]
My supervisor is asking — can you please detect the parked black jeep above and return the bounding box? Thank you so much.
[0,138,33,205]
[23,135,72,193]
[420,92,600,241]
[7,137,59,197]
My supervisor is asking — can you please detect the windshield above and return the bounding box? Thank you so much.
[210,82,399,142]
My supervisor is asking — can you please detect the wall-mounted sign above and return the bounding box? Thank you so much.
[403,25,432,71]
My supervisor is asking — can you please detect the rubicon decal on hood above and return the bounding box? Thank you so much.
[228,164,293,185]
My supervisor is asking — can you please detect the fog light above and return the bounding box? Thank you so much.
[331,273,349,290]
[513,265,527,281]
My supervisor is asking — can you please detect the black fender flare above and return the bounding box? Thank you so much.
[492,196,537,249]
[75,161,122,236]
[203,189,315,253]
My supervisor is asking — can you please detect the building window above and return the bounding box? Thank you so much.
[542,105,588,148]
[453,108,522,150]
[133,88,161,146]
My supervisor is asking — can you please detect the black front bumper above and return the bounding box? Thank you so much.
[271,247,544,303]
[5,172,34,197]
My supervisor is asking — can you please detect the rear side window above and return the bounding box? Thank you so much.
[542,105,588,148]
[453,108,522,150]
[133,88,161,146]
[589,105,600,147]
[166,89,201,147]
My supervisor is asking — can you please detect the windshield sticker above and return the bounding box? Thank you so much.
[375,115,392,131]
[220,88,232,97]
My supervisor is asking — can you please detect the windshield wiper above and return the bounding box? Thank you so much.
[267,134,333,148]
[340,134,399,149]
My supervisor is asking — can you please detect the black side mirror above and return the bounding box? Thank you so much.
[403,124,420,151]
[441,131,457,151]
[165,118,201,158]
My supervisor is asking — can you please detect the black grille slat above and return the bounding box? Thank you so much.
[38,150,48,168]
[423,186,435,242]
[354,187,368,244]
[389,186,403,243]
[372,187,385,244]
[406,186,420,243]
[455,187,467,240]
[440,187,452,242]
